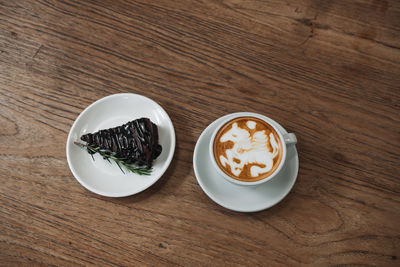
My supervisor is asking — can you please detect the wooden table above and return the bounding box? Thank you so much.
[1,0,399,266]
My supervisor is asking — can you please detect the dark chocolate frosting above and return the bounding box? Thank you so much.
[80,118,162,167]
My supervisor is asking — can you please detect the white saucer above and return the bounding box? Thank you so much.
[193,114,299,212]
[66,93,175,197]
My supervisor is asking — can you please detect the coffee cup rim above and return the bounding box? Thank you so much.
[209,112,287,186]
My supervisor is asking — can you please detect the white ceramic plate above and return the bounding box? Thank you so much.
[193,113,298,212]
[66,93,175,197]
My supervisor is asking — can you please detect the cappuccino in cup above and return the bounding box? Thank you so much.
[210,113,296,186]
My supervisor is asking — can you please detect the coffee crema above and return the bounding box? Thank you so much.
[213,117,283,182]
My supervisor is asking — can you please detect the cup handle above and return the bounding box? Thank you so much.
[283,133,297,146]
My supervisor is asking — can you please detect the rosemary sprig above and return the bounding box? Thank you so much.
[74,142,152,175]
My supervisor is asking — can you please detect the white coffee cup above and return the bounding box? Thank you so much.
[209,112,297,186]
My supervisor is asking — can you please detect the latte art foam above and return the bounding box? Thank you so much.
[213,117,283,182]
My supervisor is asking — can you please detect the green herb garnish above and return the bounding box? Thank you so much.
[74,142,152,175]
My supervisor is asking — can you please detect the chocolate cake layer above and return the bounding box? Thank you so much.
[81,118,162,167]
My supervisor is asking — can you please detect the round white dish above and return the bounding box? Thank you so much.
[193,113,299,212]
[66,93,175,197]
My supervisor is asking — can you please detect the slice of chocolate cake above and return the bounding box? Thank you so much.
[80,118,162,168]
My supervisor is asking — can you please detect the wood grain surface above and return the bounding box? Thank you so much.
[1,0,399,266]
